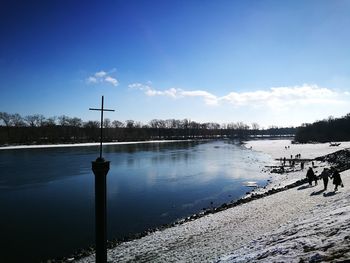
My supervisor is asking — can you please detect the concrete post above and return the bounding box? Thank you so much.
[92,157,110,263]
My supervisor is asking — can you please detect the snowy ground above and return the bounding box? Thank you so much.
[76,139,350,263]
[245,140,350,193]
[218,171,350,262]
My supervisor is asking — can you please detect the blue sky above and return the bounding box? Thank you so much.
[1,0,350,127]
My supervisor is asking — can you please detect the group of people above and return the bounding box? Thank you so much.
[293,153,302,159]
[279,153,303,168]
[306,167,344,192]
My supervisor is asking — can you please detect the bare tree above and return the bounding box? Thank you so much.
[38,115,46,126]
[25,114,46,127]
[251,122,260,131]
[0,112,11,127]
[83,121,100,129]
[44,116,57,126]
[165,119,177,129]
[0,112,21,142]
[251,122,260,137]
[189,121,200,129]
[11,113,26,127]
[58,115,70,126]
[149,119,163,128]
[103,118,111,128]
[112,120,124,128]
[25,115,38,127]
[125,120,135,128]
[180,119,190,129]
[68,117,83,128]
[134,121,142,128]
[210,122,221,129]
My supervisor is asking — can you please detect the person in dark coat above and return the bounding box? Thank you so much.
[332,169,343,191]
[320,168,330,190]
[313,170,318,185]
[306,167,315,186]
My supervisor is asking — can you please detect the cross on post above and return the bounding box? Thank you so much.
[89,95,115,263]
[89,95,115,160]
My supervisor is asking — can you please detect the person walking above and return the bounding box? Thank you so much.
[332,168,343,192]
[313,170,318,185]
[306,167,315,186]
[320,168,330,190]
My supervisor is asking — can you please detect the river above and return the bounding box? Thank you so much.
[0,140,273,262]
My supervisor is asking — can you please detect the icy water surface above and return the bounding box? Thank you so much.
[0,140,272,262]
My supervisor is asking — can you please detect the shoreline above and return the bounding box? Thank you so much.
[51,139,350,262]
[0,139,199,150]
[0,136,297,151]
[63,177,311,262]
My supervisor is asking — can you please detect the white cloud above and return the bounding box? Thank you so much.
[128,83,219,105]
[86,70,119,87]
[129,83,345,109]
[104,76,118,86]
[95,71,107,78]
[181,90,218,105]
[87,76,97,84]
[221,84,340,109]
[128,83,150,90]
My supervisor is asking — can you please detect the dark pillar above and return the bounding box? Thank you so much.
[92,157,110,263]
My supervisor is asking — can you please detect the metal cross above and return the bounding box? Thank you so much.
[89,95,115,159]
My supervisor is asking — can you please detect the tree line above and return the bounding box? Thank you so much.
[0,112,296,145]
[295,113,350,143]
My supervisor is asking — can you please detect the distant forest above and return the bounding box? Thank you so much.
[0,112,295,145]
[295,113,350,143]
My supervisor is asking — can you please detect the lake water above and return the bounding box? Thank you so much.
[0,140,273,262]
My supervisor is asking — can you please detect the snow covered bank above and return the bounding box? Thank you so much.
[75,139,350,263]
[217,140,350,262]
[245,139,350,192]
[245,139,350,160]
[218,170,350,262]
